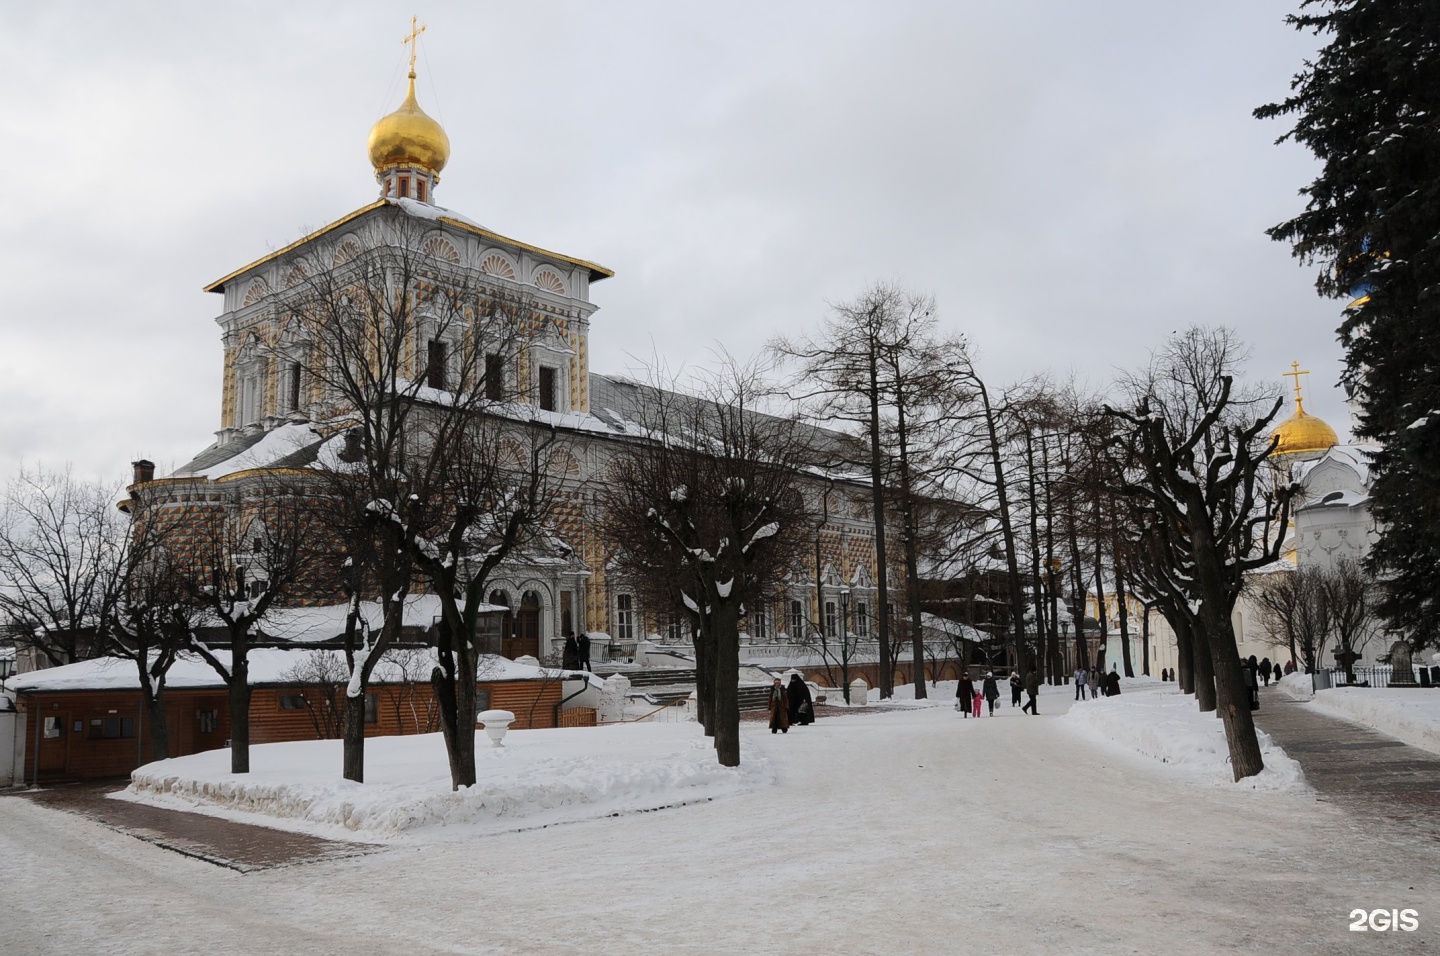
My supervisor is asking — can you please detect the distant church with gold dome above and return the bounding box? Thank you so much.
[1268,362,1378,572]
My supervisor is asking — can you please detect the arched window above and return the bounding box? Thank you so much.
[234,337,267,426]
[615,593,635,642]
[241,278,269,308]
[533,269,566,295]
[789,598,806,640]
[422,235,460,264]
[480,253,517,280]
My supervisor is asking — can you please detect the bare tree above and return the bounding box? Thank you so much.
[771,282,921,698]
[105,500,202,762]
[1321,557,1378,682]
[1106,328,1292,781]
[0,465,130,668]
[1249,566,1330,675]
[164,479,313,774]
[375,646,439,735]
[278,649,349,739]
[602,355,813,766]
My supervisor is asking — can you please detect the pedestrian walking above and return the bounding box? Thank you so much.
[768,678,790,734]
[972,684,984,718]
[787,673,814,726]
[1104,669,1121,697]
[957,672,976,718]
[1021,667,1040,715]
[562,630,579,670]
[577,632,591,671]
[1259,657,1272,686]
[1073,667,1088,701]
[1087,668,1100,700]
[982,672,1000,716]
[1009,671,1023,707]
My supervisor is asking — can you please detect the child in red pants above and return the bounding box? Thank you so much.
[971,689,984,717]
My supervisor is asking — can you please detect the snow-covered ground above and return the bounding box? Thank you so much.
[119,678,1306,842]
[4,677,1437,955]
[124,721,775,842]
[1276,670,1440,755]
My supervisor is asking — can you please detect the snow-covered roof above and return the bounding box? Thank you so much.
[7,646,565,693]
[920,613,986,642]
[1291,444,1374,487]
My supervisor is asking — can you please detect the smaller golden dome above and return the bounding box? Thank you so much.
[1272,398,1338,457]
[367,73,450,174]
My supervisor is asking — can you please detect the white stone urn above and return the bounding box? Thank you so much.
[478,709,516,747]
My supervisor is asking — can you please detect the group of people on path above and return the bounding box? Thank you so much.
[955,671,1002,717]
[1072,665,1121,699]
[768,673,815,733]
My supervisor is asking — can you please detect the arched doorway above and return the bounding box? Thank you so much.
[490,590,515,657]
[512,590,542,660]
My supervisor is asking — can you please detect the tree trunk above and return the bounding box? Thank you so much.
[452,640,478,788]
[431,663,460,790]
[1092,535,1110,681]
[711,599,742,767]
[694,616,714,737]
[1116,566,1135,678]
[145,689,170,763]
[1205,610,1264,780]
[1140,602,1152,677]
[866,349,893,700]
[343,693,367,783]
[1192,616,1217,713]
[228,675,251,775]
[1174,613,1195,694]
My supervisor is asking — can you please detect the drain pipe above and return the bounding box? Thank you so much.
[553,672,592,726]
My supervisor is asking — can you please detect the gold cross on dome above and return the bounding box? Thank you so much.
[1284,361,1310,404]
[403,16,427,74]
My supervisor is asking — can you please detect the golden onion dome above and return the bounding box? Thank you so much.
[367,72,450,174]
[1271,398,1338,457]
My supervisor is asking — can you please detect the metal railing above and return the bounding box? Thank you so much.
[1317,664,1433,689]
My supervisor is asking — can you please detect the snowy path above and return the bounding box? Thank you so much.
[3,686,1435,955]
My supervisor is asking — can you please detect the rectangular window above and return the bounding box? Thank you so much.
[364,694,378,725]
[753,608,769,641]
[427,340,447,390]
[825,601,838,639]
[538,366,558,411]
[789,599,805,639]
[665,617,682,642]
[398,176,410,198]
[416,180,426,203]
[856,602,870,638]
[89,717,136,740]
[616,594,634,642]
[279,695,307,711]
[485,353,504,401]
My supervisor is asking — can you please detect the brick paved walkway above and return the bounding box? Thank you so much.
[5,779,376,872]
[1253,687,1440,842]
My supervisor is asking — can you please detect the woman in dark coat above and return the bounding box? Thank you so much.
[982,672,1000,716]
[767,678,790,734]
[1009,671,1023,706]
[957,672,976,718]
[1104,669,1121,697]
[787,674,814,726]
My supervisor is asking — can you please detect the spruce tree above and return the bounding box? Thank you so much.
[1257,1,1440,649]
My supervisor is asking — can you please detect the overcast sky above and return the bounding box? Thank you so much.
[0,1,1347,485]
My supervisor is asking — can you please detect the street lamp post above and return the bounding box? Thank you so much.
[840,588,851,704]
